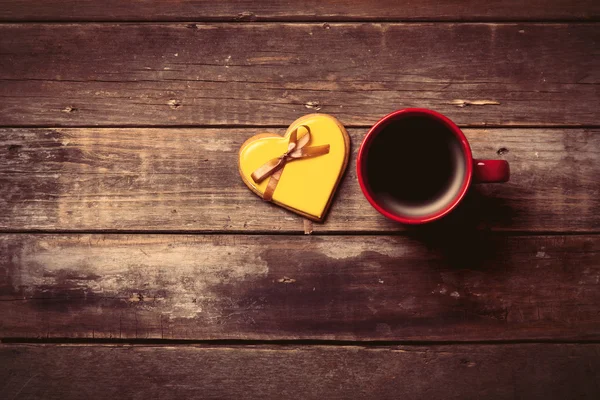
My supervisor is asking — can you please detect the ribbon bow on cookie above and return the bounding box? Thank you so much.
[251,125,330,201]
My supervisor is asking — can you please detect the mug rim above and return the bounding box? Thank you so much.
[357,108,474,224]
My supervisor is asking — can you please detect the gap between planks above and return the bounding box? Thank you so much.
[4,338,600,346]
[0,230,599,236]
[0,124,598,129]
[1,20,600,24]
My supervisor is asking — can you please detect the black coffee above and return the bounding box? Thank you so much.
[363,116,466,218]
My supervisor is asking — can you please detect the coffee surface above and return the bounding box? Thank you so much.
[364,116,467,218]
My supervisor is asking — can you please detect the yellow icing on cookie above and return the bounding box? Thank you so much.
[238,114,350,221]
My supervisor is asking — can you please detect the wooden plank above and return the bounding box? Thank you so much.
[1,234,599,340]
[0,0,598,21]
[1,128,598,232]
[1,344,599,399]
[0,23,597,126]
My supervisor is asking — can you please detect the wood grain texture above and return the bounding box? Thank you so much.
[0,0,598,21]
[0,23,598,126]
[1,234,599,340]
[2,344,600,400]
[1,128,598,232]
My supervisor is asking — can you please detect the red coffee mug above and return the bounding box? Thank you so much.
[357,108,509,224]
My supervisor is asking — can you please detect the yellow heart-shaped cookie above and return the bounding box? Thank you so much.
[238,114,350,222]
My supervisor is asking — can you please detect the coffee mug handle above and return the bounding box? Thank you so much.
[473,159,510,183]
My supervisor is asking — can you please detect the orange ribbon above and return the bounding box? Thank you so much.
[251,125,330,201]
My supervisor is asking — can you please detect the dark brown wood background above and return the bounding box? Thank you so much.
[0,1,599,399]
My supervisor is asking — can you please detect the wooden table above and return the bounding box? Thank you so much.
[1,1,599,398]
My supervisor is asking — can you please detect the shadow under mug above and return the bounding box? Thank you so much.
[357,108,510,224]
